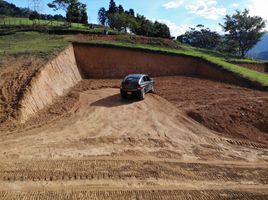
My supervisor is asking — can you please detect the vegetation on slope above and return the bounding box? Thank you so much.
[0,31,267,88]
[83,40,268,88]
[0,32,68,56]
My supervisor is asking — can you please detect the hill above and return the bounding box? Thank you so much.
[0,0,31,17]
[248,34,268,60]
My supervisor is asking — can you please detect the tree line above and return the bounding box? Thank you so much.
[1,0,266,58]
[177,9,266,58]
[0,0,65,21]
[98,0,171,38]
[48,0,88,24]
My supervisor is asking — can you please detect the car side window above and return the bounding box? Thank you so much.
[142,77,147,82]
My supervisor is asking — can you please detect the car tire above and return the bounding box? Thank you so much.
[120,90,127,99]
[138,89,145,100]
[150,86,155,93]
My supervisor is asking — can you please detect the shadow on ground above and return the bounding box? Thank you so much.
[90,93,139,107]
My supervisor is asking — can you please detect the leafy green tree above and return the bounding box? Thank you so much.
[48,0,87,23]
[118,5,124,14]
[107,0,117,14]
[220,9,266,58]
[177,25,221,49]
[154,21,170,38]
[134,14,154,36]
[79,3,88,24]
[48,0,69,12]
[98,7,107,26]
[66,0,80,23]
[29,11,40,20]
[217,37,240,55]
[128,9,135,17]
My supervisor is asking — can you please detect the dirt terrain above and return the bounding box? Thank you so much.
[0,43,268,199]
[0,75,268,199]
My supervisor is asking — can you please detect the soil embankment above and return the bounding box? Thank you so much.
[232,62,268,73]
[1,42,268,198]
[0,87,268,199]
[73,44,264,90]
[15,44,267,122]
[18,46,82,122]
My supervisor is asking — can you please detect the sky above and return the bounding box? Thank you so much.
[6,0,268,37]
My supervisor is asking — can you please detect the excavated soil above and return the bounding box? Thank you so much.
[1,77,268,199]
[1,46,268,199]
[233,62,268,73]
[0,55,47,124]
[155,76,268,144]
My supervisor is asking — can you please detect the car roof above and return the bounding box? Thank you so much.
[125,74,147,79]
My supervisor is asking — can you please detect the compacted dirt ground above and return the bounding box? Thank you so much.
[0,76,268,199]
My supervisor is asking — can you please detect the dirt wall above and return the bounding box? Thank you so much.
[19,46,82,123]
[196,61,259,88]
[74,44,265,90]
[73,44,198,78]
[232,62,268,73]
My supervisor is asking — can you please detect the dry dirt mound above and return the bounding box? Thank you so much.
[71,34,181,49]
[0,87,268,198]
[155,76,268,144]
[0,55,47,125]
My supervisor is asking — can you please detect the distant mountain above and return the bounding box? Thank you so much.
[248,34,268,60]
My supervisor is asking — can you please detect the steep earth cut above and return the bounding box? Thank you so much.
[19,43,267,122]
[19,46,82,122]
[232,62,268,73]
[1,44,268,199]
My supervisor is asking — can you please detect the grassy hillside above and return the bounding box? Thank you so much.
[0,32,68,56]
[1,31,267,88]
[0,17,122,35]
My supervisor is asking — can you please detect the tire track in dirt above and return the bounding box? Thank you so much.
[0,160,267,184]
[0,189,267,200]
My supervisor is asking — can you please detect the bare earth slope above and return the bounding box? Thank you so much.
[0,85,268,199]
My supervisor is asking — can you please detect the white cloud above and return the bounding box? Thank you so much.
[162,1,184,9]
[247,0,268,30]
[248,0,268,19]
[158,19,192,37]
[186,0,226,20]
[231,3,239,8]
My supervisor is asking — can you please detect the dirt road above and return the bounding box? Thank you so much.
[0,83,268,199]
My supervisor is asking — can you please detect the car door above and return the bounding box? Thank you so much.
[140,76,147,92]
[145,76,152,92]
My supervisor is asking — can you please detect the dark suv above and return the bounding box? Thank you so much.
[120,74,155,100]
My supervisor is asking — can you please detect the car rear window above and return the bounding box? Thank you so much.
[125,77,140,82]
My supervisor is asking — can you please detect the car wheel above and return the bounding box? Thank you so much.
[150,86,155,93]
[139,89,145,100]
[120,90,127,99]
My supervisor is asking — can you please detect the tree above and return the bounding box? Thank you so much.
[133,14,155,37]
[118,5,124,14]
[107,0,117,14]
[154,21,170,38]
[220,9,266,58]
[48,0,69,12]
[29,11,40,20]
[79,3,88,24]
[66,0,80,23]
[98,7,107,25]
[217,37,239,55]
[177,25,221,49]
[128,9,135,17]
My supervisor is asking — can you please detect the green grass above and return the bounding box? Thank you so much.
[1,31,267,88]
[0,17,122,35]
[83,40,268,88]
[0,32,69,56]
[0,17,88,30]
